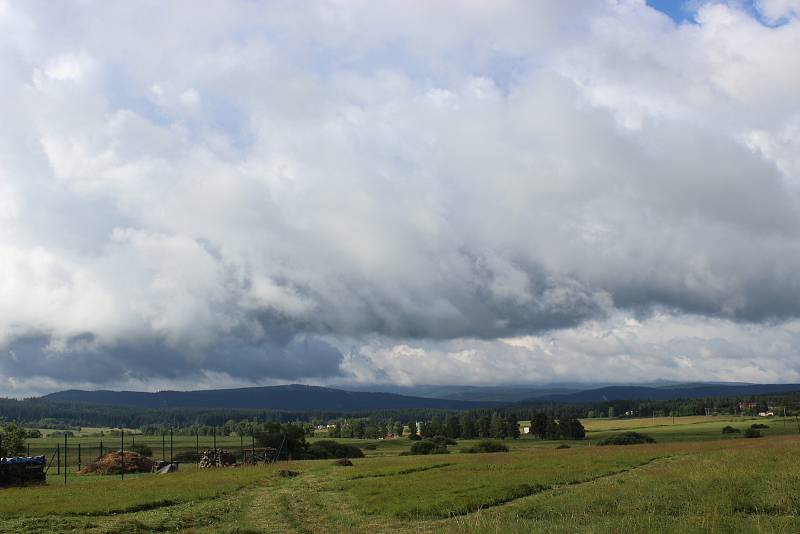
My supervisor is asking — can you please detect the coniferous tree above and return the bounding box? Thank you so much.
[460,413,477,439]
[489,413,505,438]
[532,413,548,440]
[445,415,461,439]
[505,414,520,439]
[477,416,491,438]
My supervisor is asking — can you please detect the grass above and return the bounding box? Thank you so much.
[337,445,663,519]
[2,417,800,533]
[583,415,799,443]
[0,464,282,518]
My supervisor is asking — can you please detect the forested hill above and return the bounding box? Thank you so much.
[537,383,800,404]
[42,384,500,411]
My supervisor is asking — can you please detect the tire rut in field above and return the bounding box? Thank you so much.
[348,462,455,480]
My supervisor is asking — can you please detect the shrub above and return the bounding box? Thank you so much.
[744,428,762,439]
[461,440,509,454]
[303,440,365,460]
[361,443,377,450]
[130,443,153,457]
[408,434,422,441]
[596,432,656,446]
[429,435,457,446]
[556,444,571,449]
[722,426,741,434]
[0,423,26,457]
[750,423,770,429]
[409,441,450,455]
[334,458,353,466]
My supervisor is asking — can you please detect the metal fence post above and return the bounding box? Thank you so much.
[120,431,124,481]
[56,443,60,475]
[170,429,173,464]
[64,434,67,485]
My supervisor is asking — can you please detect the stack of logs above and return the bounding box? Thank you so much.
[198,448,236,468]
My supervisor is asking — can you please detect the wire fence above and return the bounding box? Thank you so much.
[4,430,285,485]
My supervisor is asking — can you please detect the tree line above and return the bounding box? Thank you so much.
[412,412,584,440]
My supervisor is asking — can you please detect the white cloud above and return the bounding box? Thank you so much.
[2,1,800,395]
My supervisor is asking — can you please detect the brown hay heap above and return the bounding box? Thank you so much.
[80,451,153,475]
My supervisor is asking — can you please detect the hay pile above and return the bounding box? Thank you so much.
[79,451,153,475]
[198,448,236,468]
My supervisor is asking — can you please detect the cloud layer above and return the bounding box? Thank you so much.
[2,0,800,395]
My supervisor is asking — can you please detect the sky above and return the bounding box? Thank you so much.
[2,0,800,397]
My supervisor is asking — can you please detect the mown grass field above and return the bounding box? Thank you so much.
[3,415,799,533]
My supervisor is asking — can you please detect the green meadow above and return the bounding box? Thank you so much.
[2,416,799,533]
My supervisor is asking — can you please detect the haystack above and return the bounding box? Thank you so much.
[79,451,153,475]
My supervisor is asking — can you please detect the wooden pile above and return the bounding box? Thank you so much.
[198,448,236,468]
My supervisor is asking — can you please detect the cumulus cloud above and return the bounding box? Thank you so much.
[2,0,800,395]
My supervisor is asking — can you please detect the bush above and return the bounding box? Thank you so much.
[722,426,741,434]
[130,443,153,457]
[408,434,422,441]
[744,428,762,439]
[303,440,365,460]
[461,440,509,454]
[556,444,571,449]
[361,443,377,450]
[429,435,457,446]
[750,423,770,429]
[596,432,656,446]
[0,423,27,457]
[334,458,353,466]
[409,441,450,455]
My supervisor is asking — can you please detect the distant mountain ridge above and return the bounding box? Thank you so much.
[337,384,587,403]
[536,383,800,404]
[42,384,500,412]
